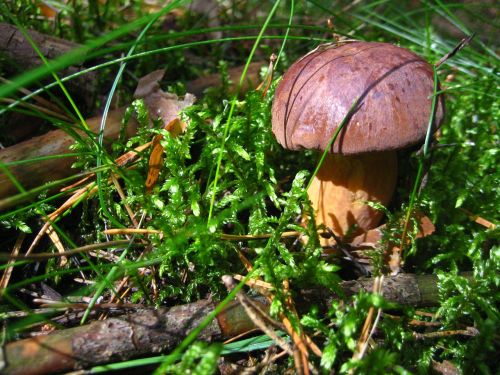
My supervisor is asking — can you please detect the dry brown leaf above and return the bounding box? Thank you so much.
[133,69,195,129]
[145,132,165,193]
[37,1,58,19]
[134,70,195,192]
[460,208,497,229]
[349,213,436,275]
[389,213,435,275]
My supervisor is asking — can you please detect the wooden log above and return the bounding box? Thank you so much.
[0,62,264,206]
[2,300,225,375]
[0,108,137,201]
[1,273,460,375]
[0,22,96,108]
[0,23,80,71]
[185,61,262,97]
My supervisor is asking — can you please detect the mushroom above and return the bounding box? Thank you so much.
[271,42,444,244]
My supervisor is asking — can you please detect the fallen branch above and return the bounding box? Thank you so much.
[0,107,138,202]
[0,64,263,205]
[1,273,469,375]
[0,22,95,97]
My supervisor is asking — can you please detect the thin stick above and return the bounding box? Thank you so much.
[103,228,318,241]
[435,34,475,69]
[222,275,293,356]
[413,327,479,340]
[0,240,135,260]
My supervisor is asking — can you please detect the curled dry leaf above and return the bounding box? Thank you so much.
[350,212,435,248]
[348,213,435,275]
[133,69,196,129]
[133,70,196,192]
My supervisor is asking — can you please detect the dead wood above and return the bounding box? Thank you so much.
[2,300,225,375]
[0,107,138,202]
[1,273,465,375]
[0,22,97,108]
[0,60,264,206]
[185,61,262,97]
[0,23,80,70]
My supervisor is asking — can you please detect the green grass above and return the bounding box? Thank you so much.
[0,1,498,374]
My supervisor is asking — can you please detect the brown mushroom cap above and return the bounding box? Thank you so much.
[272,42,445,155]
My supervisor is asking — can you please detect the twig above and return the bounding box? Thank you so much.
[222,275,293,356]
[413,327,479,340]
[1,273,471,375]
[435,34,475,69]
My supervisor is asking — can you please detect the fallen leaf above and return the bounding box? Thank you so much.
[133,70,195,129]
[349,212,436,275]
[134,71,195,192]
[145,133,165,193]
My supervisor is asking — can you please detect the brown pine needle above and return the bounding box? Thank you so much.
[26,183,96,255]
[0,233,25,296]
[459,208,497,229]
[352,275,384,364]
[233,274,273,291]
[46,224,68,266]
[104,228,162,236]
[0,240,136,260]
[103,228,306,241]
[222,275,294,356]
[111,174,138,227]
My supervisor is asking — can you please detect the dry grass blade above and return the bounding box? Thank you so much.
[26,183,96,255]
[0,233,25,296]
[0,76,67,114]
[222,275,294,356]
[351,275,384,366]
[1,98,73,121]
[111,174,138,227]
[0,240,136,260]
[45,225,67,266]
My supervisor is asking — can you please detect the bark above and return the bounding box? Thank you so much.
[0,23,80,71]
[0,107,138,202]
[2,300,224,375]
[0,22,96,108]
[299,273,447,308]
[1,273,462,375]
[0,61,263,206]
[185,61,262,97]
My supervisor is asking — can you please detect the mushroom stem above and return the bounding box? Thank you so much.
[307,151,398,244]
